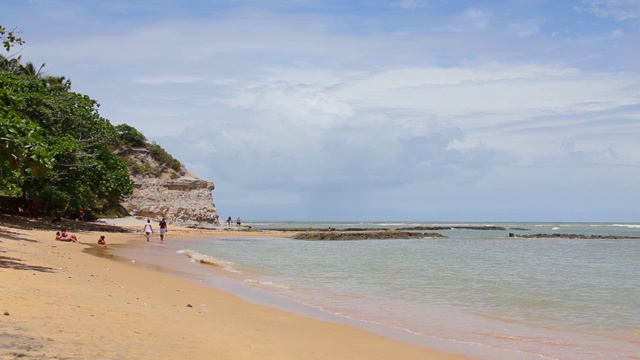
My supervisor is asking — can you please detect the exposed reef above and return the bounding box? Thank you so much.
[293,231,445,241]
[398,225,507,231]
[508,233,640,239]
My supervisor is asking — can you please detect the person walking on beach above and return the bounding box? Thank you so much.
[143,219,153,242]
[159,218,167,241]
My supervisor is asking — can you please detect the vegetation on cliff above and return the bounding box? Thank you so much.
[0,26,162,217]
[115,124,185,179]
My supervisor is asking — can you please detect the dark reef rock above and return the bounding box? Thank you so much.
[398,225,506,231]
[508,233,640,239]
[293,231,445,241]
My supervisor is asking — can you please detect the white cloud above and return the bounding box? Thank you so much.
[461,8,490,30]
[508,20,541,38]
[579,0,640,20]
[134,76,203,85]
[393,0,428,10]
[8,0,640,221]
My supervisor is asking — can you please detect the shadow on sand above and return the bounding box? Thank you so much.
[0,213,131,233]
[0,253,55,273]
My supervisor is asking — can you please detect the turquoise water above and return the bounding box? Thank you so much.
[178,222,640,359]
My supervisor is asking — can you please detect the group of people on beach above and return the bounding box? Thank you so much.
[226,216,241,226]
[53,218,170,245]
[54,228,107,245]
[142,218,168,242]
[55,228,80,243]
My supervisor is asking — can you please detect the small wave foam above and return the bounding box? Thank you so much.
[612,224,640,229]
[244,278,291,290]
[177,249,240,273]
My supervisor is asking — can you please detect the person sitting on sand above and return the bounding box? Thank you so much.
[98,235,106,245]
[57,230,80,243]
[61,229,80,242]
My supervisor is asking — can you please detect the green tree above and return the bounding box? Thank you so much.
[0,72,54,195]
[148,142,183,174]
[1,54,72,90]
[116,123,147,147]
[0,55,133,215]
[21,83,133,213]
[0,26,24,52]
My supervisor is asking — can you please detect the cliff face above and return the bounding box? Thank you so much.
[119,148,221,228]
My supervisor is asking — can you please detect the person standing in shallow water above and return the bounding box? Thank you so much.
[159,218,167,241]
[227,216,232,227]
[143,219,153,242]
[236,217,241,226]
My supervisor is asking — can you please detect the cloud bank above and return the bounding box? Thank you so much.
[5,0,640,221]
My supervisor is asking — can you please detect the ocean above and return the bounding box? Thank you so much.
[152,222,640,359]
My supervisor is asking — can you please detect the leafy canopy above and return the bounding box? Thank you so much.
[116,123,147,147]
[0,26,24,51]
[1,27,133,215]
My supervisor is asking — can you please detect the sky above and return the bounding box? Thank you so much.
[2,0,640,222]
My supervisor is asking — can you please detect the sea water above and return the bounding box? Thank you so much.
[175,222,640,359]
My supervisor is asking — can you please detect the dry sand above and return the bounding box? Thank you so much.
[0,215,469,359]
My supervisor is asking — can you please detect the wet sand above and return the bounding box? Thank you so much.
[0,215,469,359]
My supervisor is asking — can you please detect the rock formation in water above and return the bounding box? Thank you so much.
[293,230,445,240]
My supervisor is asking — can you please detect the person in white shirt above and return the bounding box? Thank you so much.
[143,219,153,242]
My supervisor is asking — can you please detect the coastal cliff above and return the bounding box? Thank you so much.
[118,147,220,228]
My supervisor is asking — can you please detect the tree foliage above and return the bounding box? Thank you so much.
[148,142,183,173]
[0,73,55,195]
[0,33,133,216]
[0,26,24,52]
[116,123,147,147]
[115,122,184,177]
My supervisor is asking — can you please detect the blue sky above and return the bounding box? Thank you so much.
[3,0,640,222]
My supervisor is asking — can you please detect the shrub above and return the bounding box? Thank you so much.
[116,124,147,147]
[149,142,182,172]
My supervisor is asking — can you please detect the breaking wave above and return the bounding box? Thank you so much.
[177,249,240,273]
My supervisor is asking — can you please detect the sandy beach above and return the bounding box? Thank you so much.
[0,215,468,360]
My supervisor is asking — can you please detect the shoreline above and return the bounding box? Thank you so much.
[99,235,498,359]
[1,215,469,360]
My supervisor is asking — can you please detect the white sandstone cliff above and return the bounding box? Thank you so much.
[119,148,220,228]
